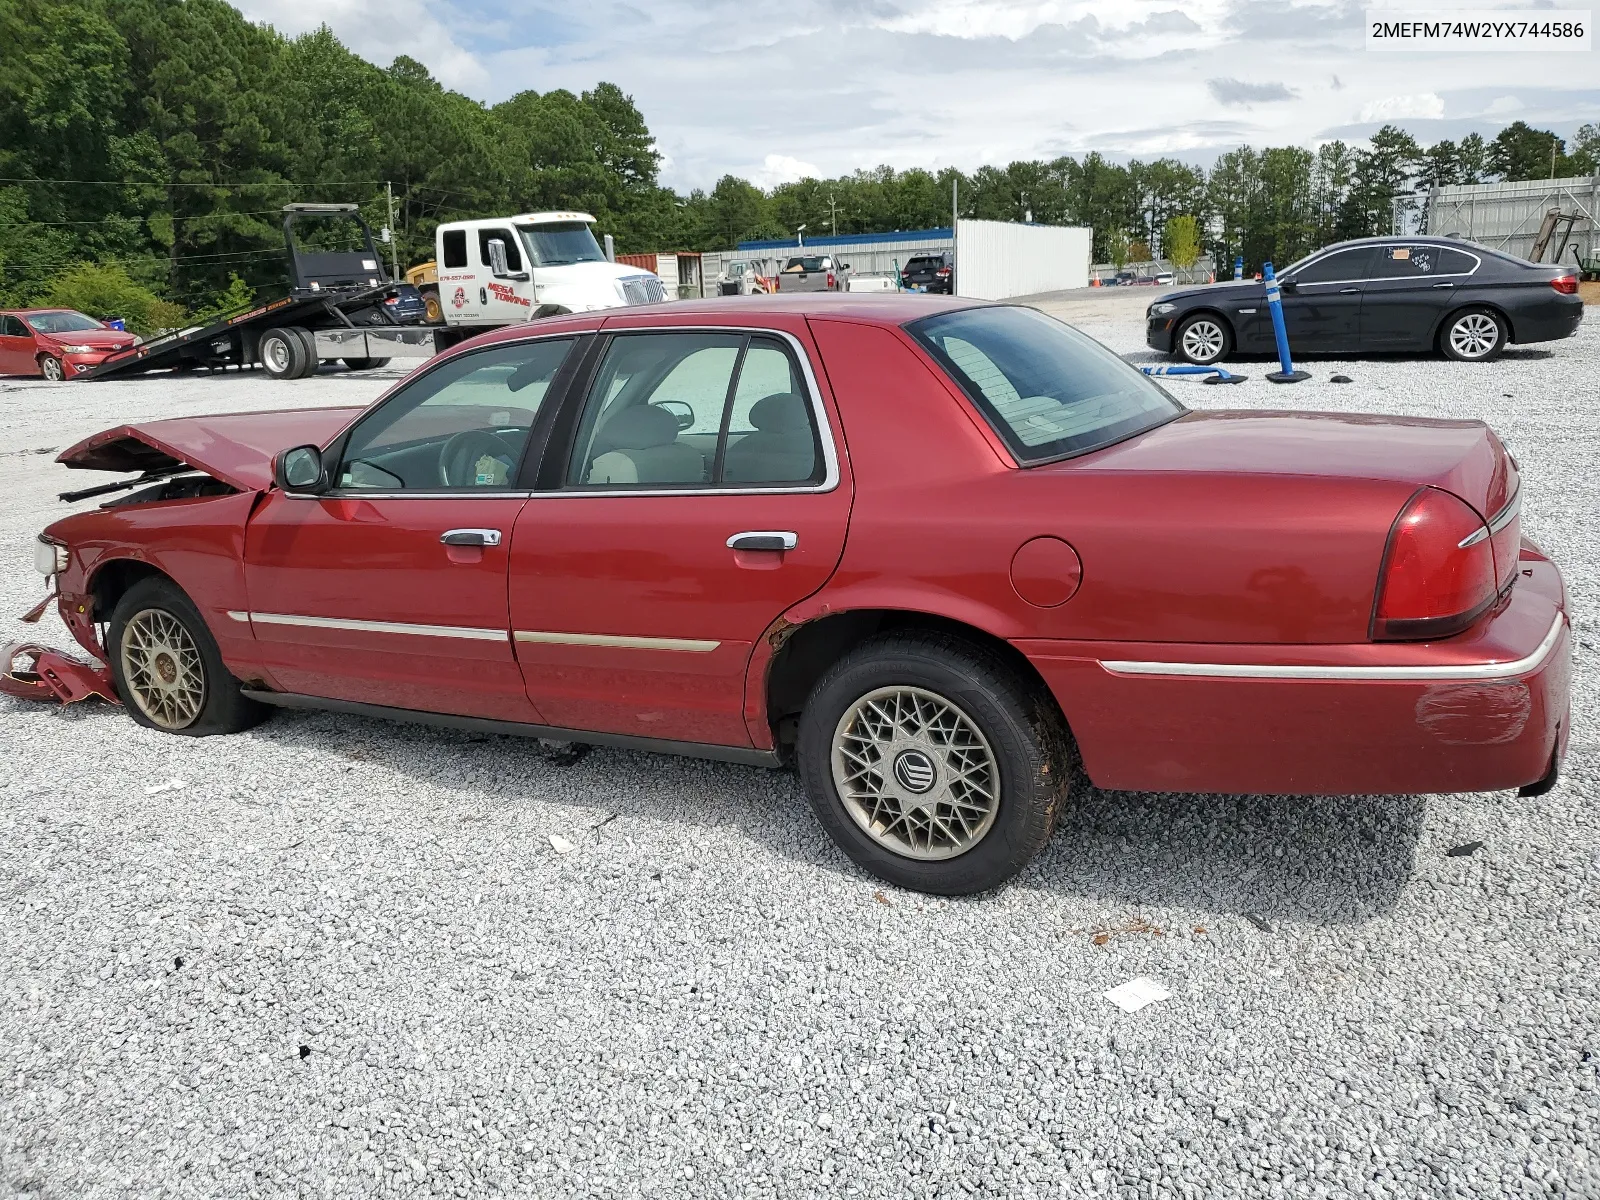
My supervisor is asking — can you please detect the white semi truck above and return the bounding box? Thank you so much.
[423,211,668,329]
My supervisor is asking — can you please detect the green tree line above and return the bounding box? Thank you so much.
[3,0,1596,327]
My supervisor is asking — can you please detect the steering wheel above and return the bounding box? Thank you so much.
[439,429,519,488]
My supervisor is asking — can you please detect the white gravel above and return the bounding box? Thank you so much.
[3,320,1598,1199]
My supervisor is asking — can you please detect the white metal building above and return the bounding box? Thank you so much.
[1427,175,1598,264]
[953,219,1092,299]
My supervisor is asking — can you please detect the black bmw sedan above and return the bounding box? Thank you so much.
[1147,236,1582,364]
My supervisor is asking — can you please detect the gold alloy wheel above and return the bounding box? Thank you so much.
[119,607,206,730]
[830,686,1001,861]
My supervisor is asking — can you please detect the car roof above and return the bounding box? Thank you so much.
[5,308,84,316]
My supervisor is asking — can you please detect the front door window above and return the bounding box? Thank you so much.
[338,338,573,491]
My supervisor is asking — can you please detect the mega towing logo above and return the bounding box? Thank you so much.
[486,282,532,307]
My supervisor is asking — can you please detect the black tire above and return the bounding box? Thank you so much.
[107,577,269,737]
[1439,307,1507,362]
[1174,312,1233,365]
[342,357,390,370]
[420,287,442,324]
[796,632,1072,895]
[288,327,321,378]
[258,327,307,379]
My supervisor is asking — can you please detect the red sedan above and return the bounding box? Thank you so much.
[0,308,137,380]
[16,296,1570,894]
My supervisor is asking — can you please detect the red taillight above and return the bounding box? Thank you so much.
[826,271,836,288]
[1551,274,1578,294]
[936,267,951,277]
[1373,487,1496,641]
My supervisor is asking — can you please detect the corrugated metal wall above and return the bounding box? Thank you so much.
[954,220,1091,299]
[1428,175,1599,264]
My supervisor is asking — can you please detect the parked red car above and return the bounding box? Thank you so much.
[15,295,1569,894]
[0,308,137,379]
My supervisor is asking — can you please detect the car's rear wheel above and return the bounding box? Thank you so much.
[38,354,64,382]
[108,577,268,737]
[259,328,307,379]
[796,633,1071,895]
[1440,307,1506,362]
[1175,314,1232,364]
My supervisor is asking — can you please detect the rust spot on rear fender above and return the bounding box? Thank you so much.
[1416,682,1531,745]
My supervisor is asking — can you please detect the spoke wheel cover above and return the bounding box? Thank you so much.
[1449,313,1499,359]
[1180,320,1224,362]
[40,357,63,381]
[831,686,1000,861]
[119,607,206,730]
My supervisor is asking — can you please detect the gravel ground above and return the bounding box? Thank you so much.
[2,316,1597,1200]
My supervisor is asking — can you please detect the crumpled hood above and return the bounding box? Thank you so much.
[40,330,136,349]
[57,407,363,492]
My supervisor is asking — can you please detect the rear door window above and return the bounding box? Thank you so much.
[565,333,822,488]
[1372,244,1476,278]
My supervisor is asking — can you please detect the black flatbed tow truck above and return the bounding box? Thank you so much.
[81,204,457,382]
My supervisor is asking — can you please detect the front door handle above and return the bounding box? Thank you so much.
[727,531,797,552]
[441,528,502,547]
[1339,287,1360,294]
[1432,282,1455,288]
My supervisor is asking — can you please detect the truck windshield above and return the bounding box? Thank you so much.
[517,222,606,267]
[907,306,1183,464]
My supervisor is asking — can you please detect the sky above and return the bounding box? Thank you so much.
[236,0,1599,190]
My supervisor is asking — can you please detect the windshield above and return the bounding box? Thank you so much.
[908,306,1184,463]
[24,311,104,334]
[516,221,606,267]
[785,257,826,272]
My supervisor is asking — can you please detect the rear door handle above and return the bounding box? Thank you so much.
[727,531,797,552]
[1339,287,1360,294]
[1432,282,1455,288]
[441,528,502,547]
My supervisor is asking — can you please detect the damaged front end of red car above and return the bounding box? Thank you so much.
[1,641,119,705]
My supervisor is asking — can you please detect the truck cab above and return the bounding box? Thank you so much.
[433,212,667,328]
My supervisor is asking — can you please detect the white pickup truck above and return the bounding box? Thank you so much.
[429,211,668,329]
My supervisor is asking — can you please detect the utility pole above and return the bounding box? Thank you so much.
[828,193,838,238]
[385,181,400,280]
[951,175,959,297]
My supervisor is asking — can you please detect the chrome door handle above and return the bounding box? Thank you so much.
[727,531,797,552]
[1432,282,1455,288]
[441,528,502,547]
[1339,287,1360,294]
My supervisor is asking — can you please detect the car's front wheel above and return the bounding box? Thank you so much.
[1440,307,1507,362]
[796,633,1071,895]
[1175,314,1232,364]
[38,354,64,382]
[108,577,268,737]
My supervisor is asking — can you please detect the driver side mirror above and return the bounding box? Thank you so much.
[654,399,696,431]
[275,444,328,493]
[1278,277,1298,294]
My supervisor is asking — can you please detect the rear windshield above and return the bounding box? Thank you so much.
[785,257,827,272]
[907,306,1183,463]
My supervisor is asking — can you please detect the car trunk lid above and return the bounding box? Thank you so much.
[56,407,363,492]
[1068,409,1522,592]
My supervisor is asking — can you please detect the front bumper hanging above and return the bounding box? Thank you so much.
[1,642,119,706]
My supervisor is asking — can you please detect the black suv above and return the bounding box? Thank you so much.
[901,252,953,293]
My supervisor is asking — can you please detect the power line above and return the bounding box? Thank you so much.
[0,209,287,228]
[0,247,290,273]
[0,176,383,188]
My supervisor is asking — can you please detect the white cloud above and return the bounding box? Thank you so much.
[236,0,1600,190]
[752,154,823,188]
[1484,95,1523,115]
[1358,93,1445,122]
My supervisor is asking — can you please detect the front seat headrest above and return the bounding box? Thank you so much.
[748,392,808,432]
[595,404,681,451]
